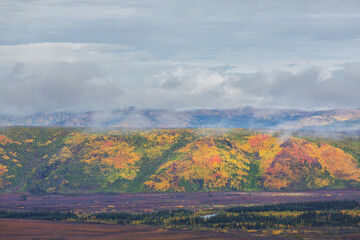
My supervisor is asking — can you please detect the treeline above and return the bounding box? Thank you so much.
[199,209,360,229]
[1,200,360,230]
[227,200,360,212]
[0,210,76,221]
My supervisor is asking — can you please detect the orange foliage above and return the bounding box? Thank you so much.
[263,137,360,189]
[248,134,271,147]
[210,155,222,165]
[81,135,140,180]
[0,135,14,145]
[247,134,282,170]
[263,138,324,189]
[56,133,141,180]
[145,137,249,191]
[318,143,360,181]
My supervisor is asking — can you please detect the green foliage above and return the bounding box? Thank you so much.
[0,210,77,221]
[243,158,262,190]
[227,200,360,213]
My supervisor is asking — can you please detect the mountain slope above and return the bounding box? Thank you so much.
[0,127,360,193]
[263,138,360,190]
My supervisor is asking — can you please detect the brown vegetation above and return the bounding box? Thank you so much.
[0,218,247,240]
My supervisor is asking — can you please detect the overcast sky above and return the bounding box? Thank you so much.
[0,0,359,114]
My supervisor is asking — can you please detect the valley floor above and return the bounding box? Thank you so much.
[2,217,360,239]
[2,191,360,239]
[0,218,251,240]
[1,189,360,213]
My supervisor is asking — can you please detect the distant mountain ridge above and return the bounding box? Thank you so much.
[1,107,360,130]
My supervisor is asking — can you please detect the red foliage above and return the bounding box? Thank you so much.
[210,155,222,165]
[248,134,271,147]
[276,140,320,166]
[212,172,223,178]
[100,140,116,149]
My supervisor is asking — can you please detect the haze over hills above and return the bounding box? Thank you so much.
[0,107,360,131]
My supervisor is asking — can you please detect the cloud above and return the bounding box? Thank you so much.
[0,1,360,113]
[228,64,360,109]
[150,64,360,110]
[0,61,359,114]
[2,1,360,73]
[0,43,137,66]
[0,62,123,114]
[158,68,227,94]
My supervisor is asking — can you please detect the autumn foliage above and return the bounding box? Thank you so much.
[53,133,141,181]
[145,137,249,191]
[263,137,360,190]
[0,127,360,193]
[0,164,8,188]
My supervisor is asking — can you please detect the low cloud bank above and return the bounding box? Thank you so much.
[0,62,359,114]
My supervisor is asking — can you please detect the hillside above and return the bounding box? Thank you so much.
[0,127,360,193]
[1,107,360,130]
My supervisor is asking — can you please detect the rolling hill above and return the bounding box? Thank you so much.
[0,127,359,193]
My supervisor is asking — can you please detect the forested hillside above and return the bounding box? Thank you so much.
[0,127,359,193]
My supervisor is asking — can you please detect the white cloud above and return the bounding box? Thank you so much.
[158,68,228,94]
[0,43,133,64]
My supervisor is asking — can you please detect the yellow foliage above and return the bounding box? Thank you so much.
[318,143,360,181]
[49,146,73,164]
[59,132,141,180]
[256,211,301,218]
[38,140,52,146]
[146,136,249,191]
[47,187,57,193]
[142,130,181,159]
[272,229,284,235]
[9,151,18,157]
[247,134,282,170]
[0,164,8,188]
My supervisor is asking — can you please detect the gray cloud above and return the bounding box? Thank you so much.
[1,1,360,69]
[0,62,359,114]
[0,63,123,114]
[150,64,360,110]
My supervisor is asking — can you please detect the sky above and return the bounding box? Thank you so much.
[0,0,360,114]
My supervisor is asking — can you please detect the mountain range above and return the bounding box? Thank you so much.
[1,107,360,131]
